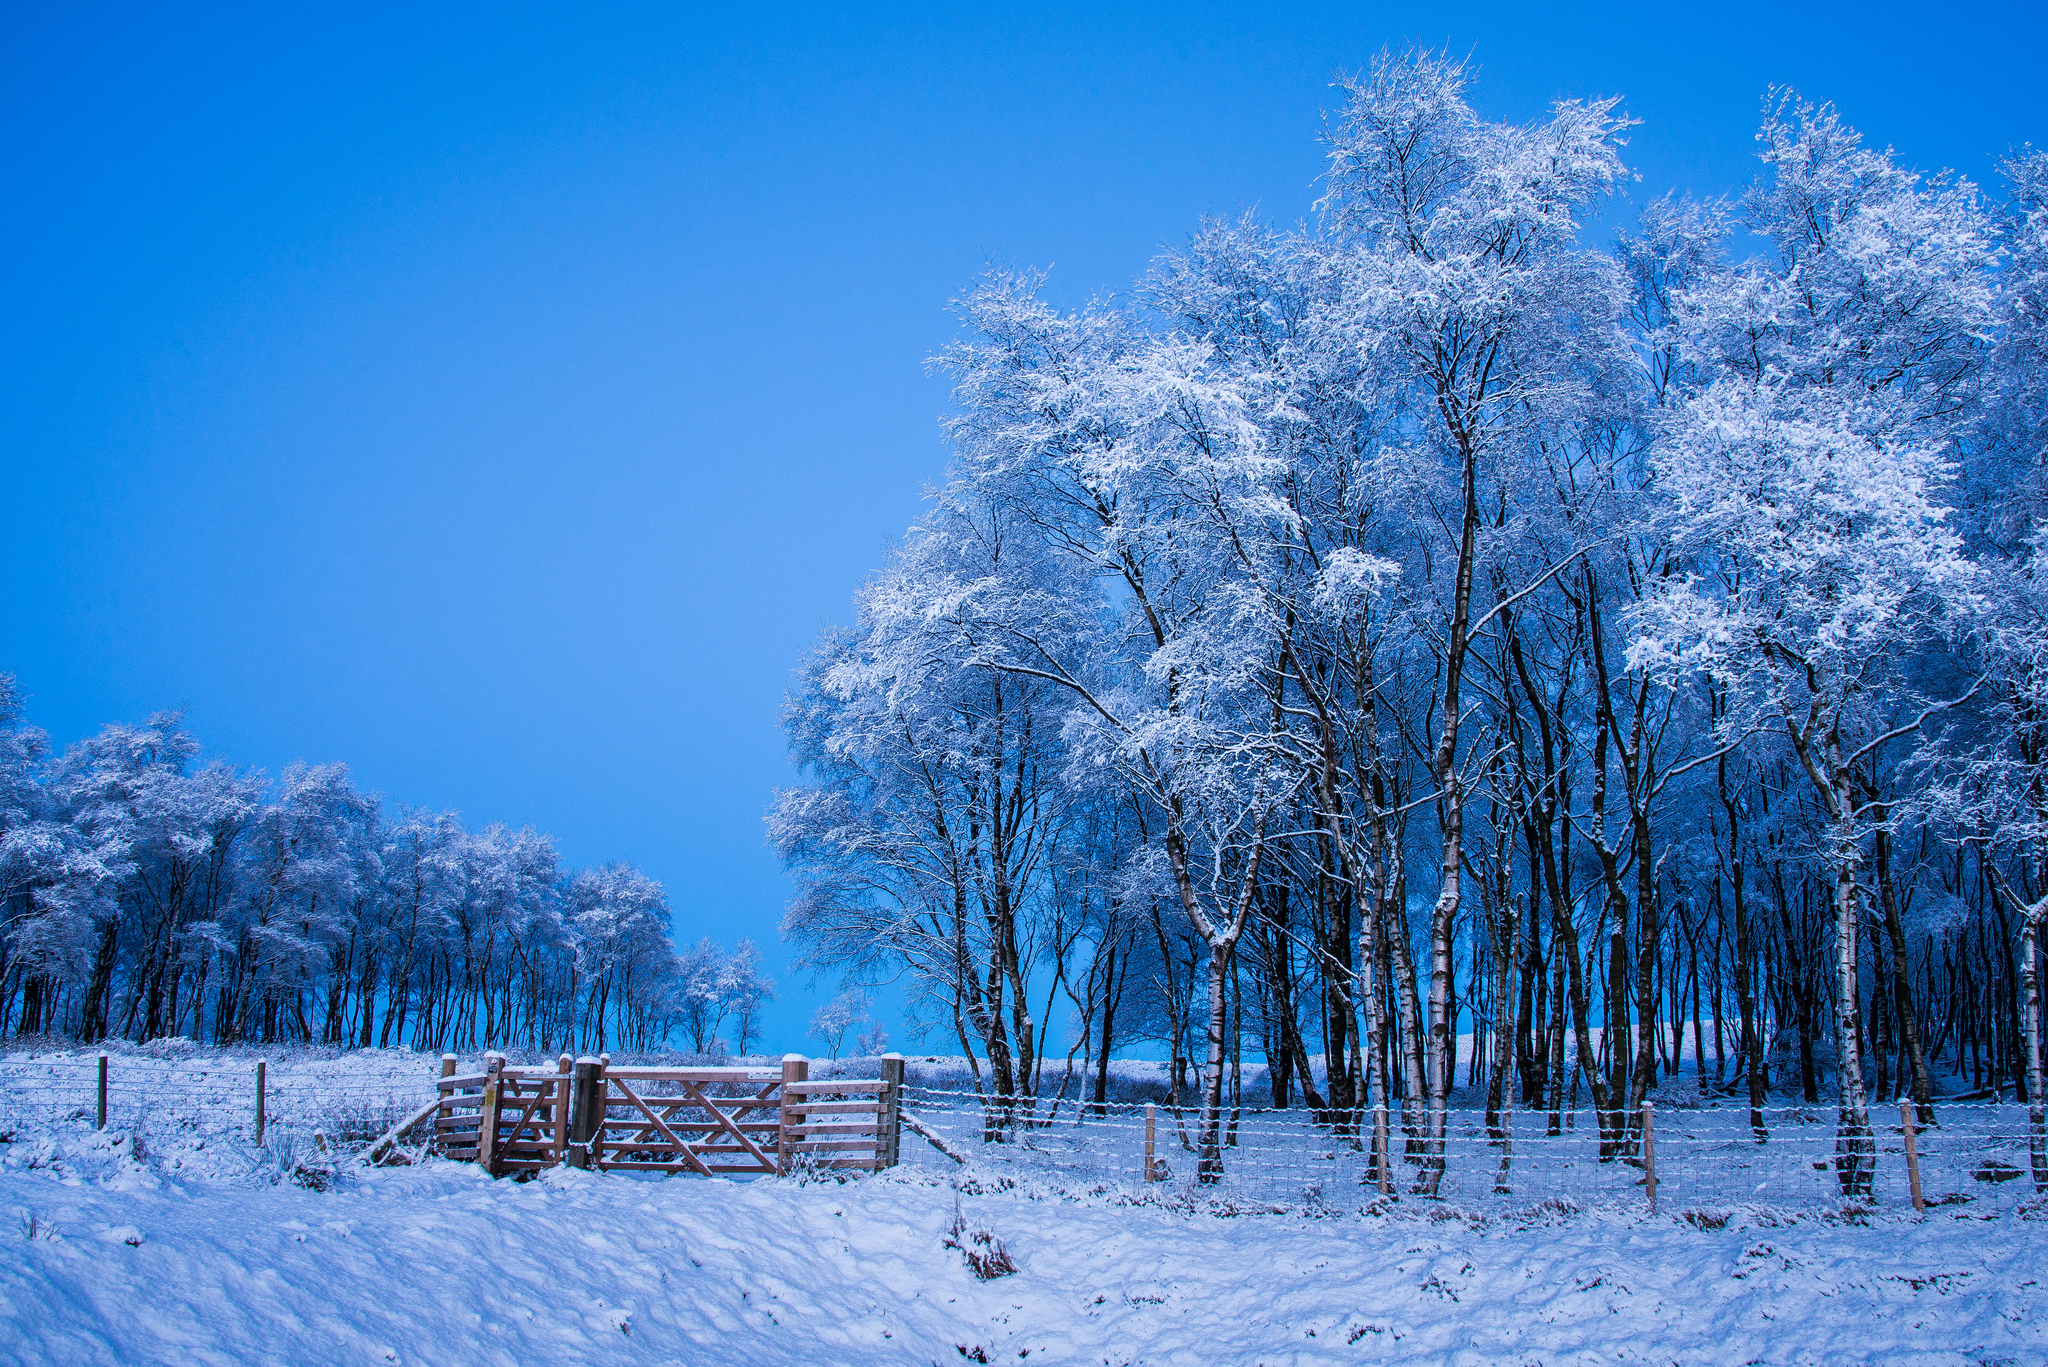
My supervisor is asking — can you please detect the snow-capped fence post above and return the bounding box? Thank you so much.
[1145,1104,1157,1182]
[476,1054,505,1174]
[566,1056,602,1170]
[879,1053,905,1169]
[96,1054,107,1131]
[1899,1099,1925,1213]
[254,1060,267,1147]
[553,1055,573,1163]
[1641,1102,1657,1213]
[440,1053,457,1081]
[778,1055,809,1175]
[1372,1105,1392,1196]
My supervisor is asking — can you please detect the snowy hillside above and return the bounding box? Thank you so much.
[4,1131,2042,1366]
[2,1042,2042,1365]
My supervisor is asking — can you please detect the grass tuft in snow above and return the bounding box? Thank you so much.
[944,1199,1018,1280]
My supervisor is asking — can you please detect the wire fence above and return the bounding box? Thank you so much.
[0,1051,436,1150]
[3,1050,2041,1218]
[897,1085,2048,1218]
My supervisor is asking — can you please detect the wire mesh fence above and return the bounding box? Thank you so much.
[896,1085,2048,1218]
[0,1050,438,1149]
[3,1049,2040,1219]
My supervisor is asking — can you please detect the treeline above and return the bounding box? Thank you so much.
[0,697,773,1053]
[773,51,2048,1191]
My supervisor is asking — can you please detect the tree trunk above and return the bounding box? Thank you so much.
[2022,906,2046,1193]
[1872,823,1935,1124]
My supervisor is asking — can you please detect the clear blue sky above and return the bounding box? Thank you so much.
[4,3,2041,1053]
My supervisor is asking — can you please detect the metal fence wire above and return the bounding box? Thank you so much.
[895,1086,2047,1217]
[3,1052,2041,1218]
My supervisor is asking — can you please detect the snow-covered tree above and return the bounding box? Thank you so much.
[0,696,702,1052]
[1630,94,1993,1194]
[810,987,871,1059]
[779,59,2046,1196]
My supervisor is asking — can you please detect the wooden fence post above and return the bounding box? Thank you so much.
[566,1056,601,1170]
[96,1054,108,1131]
[476,1053,505,1176]
[779,1055,809,1175]
[1373,1104,1391,1196]
[879,1053,905,1170]
[254,1060,267,1147]
[1900,1098,1925,1214]
[1641,1101,1658,1214]
[590,1055,610,1167]
[554,1055,572,1163]
[1145,1103,1157,1182]
[432,1055,455,1162]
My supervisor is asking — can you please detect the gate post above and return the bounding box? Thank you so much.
[553,1055,572,1164]
[879,1053,905,1169]
[476,1054,506,1175]
[779,1055,809,1175]
[567,1056,602,1170]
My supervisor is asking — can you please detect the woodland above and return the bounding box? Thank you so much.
[771,51,2048,1191]
[0,699,774,1057]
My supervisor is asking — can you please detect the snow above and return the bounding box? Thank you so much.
[3,1134,2043,1366]
[1,1045,2043,1364]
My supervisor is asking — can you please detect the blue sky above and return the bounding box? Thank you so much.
[4,2,2041,1052]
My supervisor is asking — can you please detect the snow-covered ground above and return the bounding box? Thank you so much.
[2,1042,2043,1364]
[4,1130,2043,1366]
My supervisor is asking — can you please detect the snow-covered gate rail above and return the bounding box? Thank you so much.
[435,1052,906,1177]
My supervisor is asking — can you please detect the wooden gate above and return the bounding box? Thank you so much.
[436,1063,571,1172]
[435,1054,902,1178]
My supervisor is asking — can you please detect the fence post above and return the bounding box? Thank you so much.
[591,1054,611,1167]
[1373,1104,1391,1196]
[1900,1098,1925,1213]
[1641,1101,1658,1214]
[566,1056,601,1170]
[1145,1103,1157,1182]
[476,1053,505,1176]
[428,1055,455,1162]
[553,1055,572,1164]
[879,1053,905,1170]
[779,1055,809,1175]
[96,1054,108,1131]
[254,1060,267,1147]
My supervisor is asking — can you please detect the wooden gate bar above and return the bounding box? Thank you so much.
[610,1078,714,1176]
[677,1079,777,1170]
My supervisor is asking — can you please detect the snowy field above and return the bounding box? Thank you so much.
[1,1042,2043,1365]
